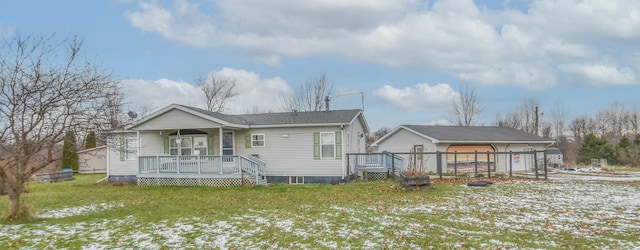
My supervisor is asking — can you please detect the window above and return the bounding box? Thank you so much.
[169,136,207,156]
[251,134,265,147]
[313,131,342,160]
[222,131,234,155]
[320,132,335,158]
[289,176,304,184]
[124,138,137,160]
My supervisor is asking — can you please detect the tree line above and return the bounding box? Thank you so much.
[449,85,640,166]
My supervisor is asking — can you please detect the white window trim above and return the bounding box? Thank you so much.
[124,138,137,161]
[169,135,208,156]
[320,132,336,159]
[289,176,304,184]
[251,133,266,147]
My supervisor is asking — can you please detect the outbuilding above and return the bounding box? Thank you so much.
[371,125,556,174]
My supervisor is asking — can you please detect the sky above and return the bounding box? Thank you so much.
[1,0,639,131]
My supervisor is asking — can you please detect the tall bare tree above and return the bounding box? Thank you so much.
[450,85,483,126]
[0,34,117,220]
[281,73,335,112]
[549,102,567,138]
[196,72,237,112]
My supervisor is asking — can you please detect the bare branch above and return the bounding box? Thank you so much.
[281,73,335,112]
[197,72,237,112]
[450,85,483,126]
[0,34,116,219]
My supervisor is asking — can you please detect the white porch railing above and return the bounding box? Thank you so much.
[138,155,267,183]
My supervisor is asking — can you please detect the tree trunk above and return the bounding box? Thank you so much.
[6,180,26,220]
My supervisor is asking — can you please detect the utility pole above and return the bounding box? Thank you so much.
[534,106,543,136]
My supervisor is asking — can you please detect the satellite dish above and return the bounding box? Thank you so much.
[127,111,138,119]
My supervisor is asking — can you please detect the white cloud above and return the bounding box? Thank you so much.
[372,83,458,111]
[124,0,640,88]
[120,68,293,114]
[214,68,293,113]
[121,78,204,111]
[560,63,637,86]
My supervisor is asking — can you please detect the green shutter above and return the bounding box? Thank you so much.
[313,132,320,160]
[245,133,252,148]
[163,134,169,154]
[119,136,125,161]
[207,134,214,155]
[335,131,342,159]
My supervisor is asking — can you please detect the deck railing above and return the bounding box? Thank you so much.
[138,155,266,181]
[347,153,405,176]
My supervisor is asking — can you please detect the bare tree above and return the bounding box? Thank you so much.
[281,73,335,112]
[494,112,522,129]
[494,99,539,134]
[0,34,117,220]
[549,102,568,138]
[196,72,237,112]
[629,105,640,135]
[450,85,483,126]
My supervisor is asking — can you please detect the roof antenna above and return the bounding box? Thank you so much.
[324,96,330,111]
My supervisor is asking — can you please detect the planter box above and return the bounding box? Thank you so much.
[400,174,430,190]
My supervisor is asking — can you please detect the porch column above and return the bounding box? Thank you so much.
[219,127,224,174]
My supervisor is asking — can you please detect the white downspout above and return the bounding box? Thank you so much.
[136,131,141,176]
[341,125,345,179]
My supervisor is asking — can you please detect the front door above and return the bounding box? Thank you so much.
[222,131,234,155]
[222,131,236,172]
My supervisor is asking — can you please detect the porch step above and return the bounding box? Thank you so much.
[257,179,268,186]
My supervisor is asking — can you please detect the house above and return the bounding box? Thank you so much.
[78,145,107,174]
[371,125,556,173]
[107,104,369,186]
[545,147,564,168]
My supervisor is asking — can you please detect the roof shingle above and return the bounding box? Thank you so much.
[403,125,554,142]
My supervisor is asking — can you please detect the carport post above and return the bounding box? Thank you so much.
[436,151,443,180]
[454,151,458,176]
[487,152,491,179]
[474,150,478,176]
[534,150,539,180]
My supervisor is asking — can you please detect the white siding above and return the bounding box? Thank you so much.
[376,129,438,172]
[376,128,552,173]
[134,109,223,130]
[107,134,138,176]
[236,126,345,177]
[139,131,164,155]
[78,146,107,174]
[344,117,366,154]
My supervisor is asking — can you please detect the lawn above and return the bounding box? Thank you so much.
[1,174,639,249]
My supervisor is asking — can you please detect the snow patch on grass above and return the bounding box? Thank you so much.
[2,181,639,249]
[37,203,124,219]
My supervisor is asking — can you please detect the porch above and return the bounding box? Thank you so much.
[137,155,267,186]
[347,153,405,180]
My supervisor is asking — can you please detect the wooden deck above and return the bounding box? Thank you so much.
[137,155,267,186]
[347,153,405,178]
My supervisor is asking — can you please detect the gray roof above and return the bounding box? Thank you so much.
[178,105,361,126]
[403,125,554,142]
